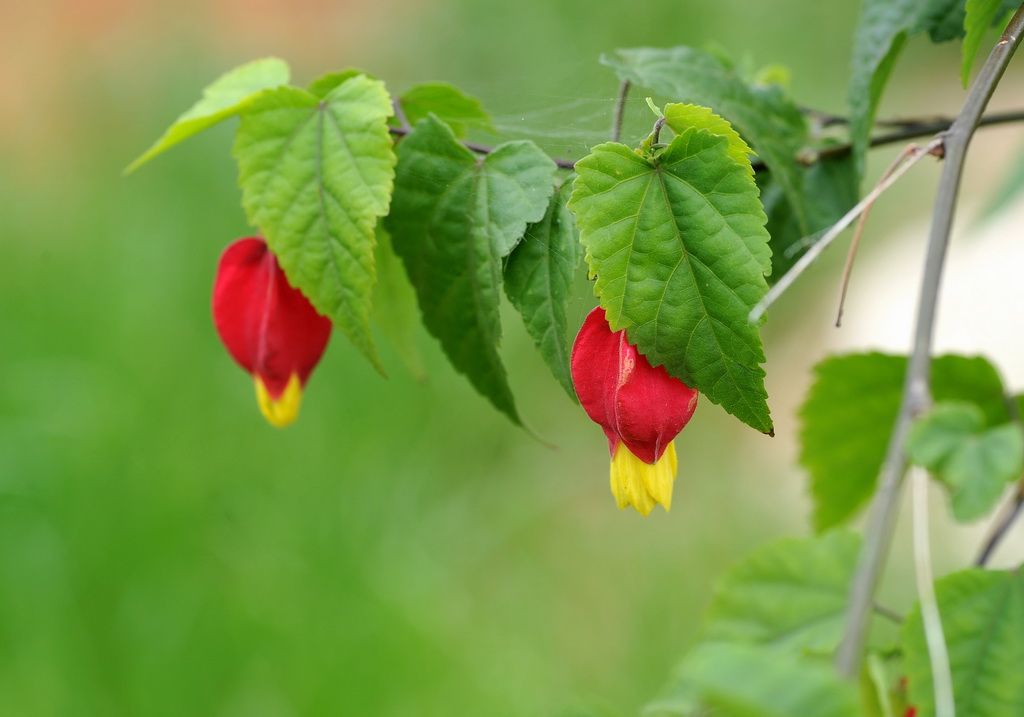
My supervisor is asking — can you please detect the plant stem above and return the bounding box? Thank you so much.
[612,80,631,143]
[834,6,1024,678]
[975,481,1024,566]
[390,107,1024,175]
[911,468,955,717]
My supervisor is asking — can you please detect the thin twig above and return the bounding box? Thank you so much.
[975,480,1024,566]
[612,80,631,143]
[835,144,929,327]
[387,125,577,170]
[834,7,1024,678]
[911,467,955,717]
[749,108,1024,173]
[872,601,905,624]
[749,139,940,323]
[392,98,412,132]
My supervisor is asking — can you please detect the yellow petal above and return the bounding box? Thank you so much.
[609,441,678,516]
[254,374,303,428]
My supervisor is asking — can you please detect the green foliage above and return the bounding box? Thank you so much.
[125,57,291,173]
[906,401,1023,521]
[962,0,1016,83]
[904,569,1024,716]
[373,229,426,380]
[657,643,858,717]
[233,76,396,372]
[386,115,556,423]
[848,0,970,176]
[504,182,580,401]
[397,83,494,137]
[601,47,811,235]
[569,121,773,434]
[800,353,1011,530]
[701,530,861,654]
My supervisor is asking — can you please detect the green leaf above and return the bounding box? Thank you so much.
[848,0,973,175]
[702,531,861,654]
[861,652,896,717]
[907,401,1023,521]
[662,103,754,173]
[306,69,368,98]
[800,353,1010,531]
[759,152,860,279]
[126,57,290,173]
[569,129,773,434]
[602,47,811,234]
[385,116,556,423]
[504,182,580,401]
[398,83,494,137]
[962,0,1006,84]
[904,569,1024,716]
[373,229,426,381]
[233,76,396,372]
[671,643,858,717]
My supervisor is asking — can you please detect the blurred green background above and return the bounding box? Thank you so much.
[3,1,1015,715]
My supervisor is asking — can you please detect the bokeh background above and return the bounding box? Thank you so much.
[4,1,1024,715]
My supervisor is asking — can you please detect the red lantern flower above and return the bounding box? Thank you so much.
[571,306,698,515]
[212,237,332,427]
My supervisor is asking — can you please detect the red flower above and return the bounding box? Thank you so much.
[571,307,698,515]
[212,237,332,427]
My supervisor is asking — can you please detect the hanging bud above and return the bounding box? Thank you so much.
[571,307,698,515]
[212,237,332,427]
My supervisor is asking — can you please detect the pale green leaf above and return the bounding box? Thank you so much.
[307,69,368,98]
[702,531,861,654]
[672,643,858,717]
[504,182,580,401]
[800,353,1010,531]
[602,47,810,234]
[385,116,556,423]
[569,130,773,434]
[908,401,1023,521]
[398,83,494,137]
[662,102,755,174]
[233,76,396,372]
[126,57,290,173]
[905,569,1024,716]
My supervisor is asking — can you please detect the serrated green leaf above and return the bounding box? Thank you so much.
[800,353,1010,531]
[962,0,1006,84]
[398,83,494,137]
[602,47,810,234]
[373,229,426,381]
[569,131,773,434]
[861,652,896,717]
[904,569,1024,716]
[662,103,755,174]
[504,182,580,401]
[908,401,1022,521]
[672,643,858,717]
[702,531,861,654]
[385,116,556,423]
[126,57,290,173]
[233,76,396,372]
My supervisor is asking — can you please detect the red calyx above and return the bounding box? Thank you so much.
[212,237,332,399]
[570,306,698,463]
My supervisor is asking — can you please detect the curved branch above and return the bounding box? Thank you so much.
[834,5,1024,678]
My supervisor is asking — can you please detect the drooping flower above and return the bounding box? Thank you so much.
[571,306,698,515]
[212,237,332,427]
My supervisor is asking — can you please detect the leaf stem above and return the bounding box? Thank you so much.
[975,480,1024,566]
[911,467,955,717]
[834,6,1024,678]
